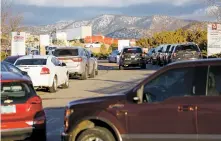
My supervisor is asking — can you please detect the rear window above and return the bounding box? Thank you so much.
[123,48,142,54]
[53,49,79,57]
[175,45,200,52]
[15,59,47,65]
[1,82,34,104]
[4,57,18,64]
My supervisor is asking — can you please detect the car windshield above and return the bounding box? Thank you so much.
[53,49,79,57]
[1,82,30,101]
[15,59,47,65]
[175,44,200,52]
[123,48,142,54]
[4,57,18,64]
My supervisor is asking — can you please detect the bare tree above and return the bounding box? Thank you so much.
[206,0,221,22]
[1,0,24,49]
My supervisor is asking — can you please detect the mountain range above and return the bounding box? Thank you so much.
[24,14,206,39]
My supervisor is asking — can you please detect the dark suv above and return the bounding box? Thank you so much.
[171,42,202,63]
[61,58,221,141]
[119,47,146,70]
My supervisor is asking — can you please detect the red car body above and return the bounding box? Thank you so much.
[1,72,46,141]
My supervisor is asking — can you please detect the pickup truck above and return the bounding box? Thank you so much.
[84,42,101,48]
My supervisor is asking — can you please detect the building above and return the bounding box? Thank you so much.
[57,25,92,40]
[52,32,67,41]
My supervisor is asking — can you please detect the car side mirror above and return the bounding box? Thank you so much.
[21,71,28,75]
[61,62,66,66]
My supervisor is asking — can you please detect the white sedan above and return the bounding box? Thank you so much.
[14,55,69,93]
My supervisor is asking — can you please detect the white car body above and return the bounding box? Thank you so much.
[14,55,69,89]
[84,42,101,48]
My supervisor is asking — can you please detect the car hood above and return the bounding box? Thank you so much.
[68,93,126,109]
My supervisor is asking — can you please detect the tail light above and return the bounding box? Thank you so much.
[64,108,74,132]
[34,110,46,125]
[27,96,42,104]
[40,67,50,74]
[72,57,82,62]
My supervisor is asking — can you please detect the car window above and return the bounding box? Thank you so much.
[123,48,142,54]
[1,82,35,104]
[166,45,171,52]
[15,59,47,65]
[4,57,18,64]
[175,44,200,52]
[207,66,221,96]
[51,57,60,66]
[143,67,195,103]
[53,49,78,57]
[1,63,8,71]
[5,63,22,74]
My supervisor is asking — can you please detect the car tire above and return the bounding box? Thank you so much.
[49,76,57,93]
[76,127,115,141]
[80,66,88,80]
[31,123,47,141]
[90,65,96,78]
[62,74,69,89]
[141,63,146,69]
[119,65,124,70]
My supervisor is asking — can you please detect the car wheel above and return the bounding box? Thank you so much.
[62,74,69,88]
[141,63,146,69]
[31,123,47,141]
[76,127,115,141]
[90,65,96,78]
[49,76,57,93]
[80,66,88,80]
[119,65,124,70]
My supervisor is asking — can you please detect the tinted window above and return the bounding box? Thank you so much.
[15,59,47,65]
[166,45,171,52]
[207,66,221,96]
[5,63,22,75]
[143,68,194,103]
[123,48,142,54]
[51,57,60,66]
[4,57,18,64]
[1,63,8,71]
[53,49,78,57]
[175,44,200,52]
[112,50,119,55]
[1,82,35,104]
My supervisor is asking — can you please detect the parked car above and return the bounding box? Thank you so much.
[84,42,101,48]
[119,47,146,70]
[3,55,24,64]
[108,50,119,63]
[158,44,172,66]
[166,44,178,64]
[150,45,161,65]
[145,48,155,64]
[1,61,31,80]
[14,55,69,93]
[1,72,46,141]
[53,47,98,80]
[170,42,202,63]
[61,58,221,141]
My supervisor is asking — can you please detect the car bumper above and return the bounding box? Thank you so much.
[30,74,52,88]
[121,59,144,65]
[67,65,84,75]
[1,127,33,140]
[61,132,71,141]
[172,57,199,62]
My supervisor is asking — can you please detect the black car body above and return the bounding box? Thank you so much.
[119,47,146,70]
[171,42,202,62]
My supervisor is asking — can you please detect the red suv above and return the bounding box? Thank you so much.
[61,58,221,141]
[1,72,46,141]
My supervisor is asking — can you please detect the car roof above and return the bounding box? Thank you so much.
[17,55,52,60]
[55,47,81,50]
[168,58,221,67]
[1,72,31,82]
[5,55,24,59]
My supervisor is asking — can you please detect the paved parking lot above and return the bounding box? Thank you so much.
[40,62,159,141]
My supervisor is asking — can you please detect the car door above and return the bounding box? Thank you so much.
[55,57,67,84]
[122,67,198,141]
[196,65,221,138]
[51,57,63,85]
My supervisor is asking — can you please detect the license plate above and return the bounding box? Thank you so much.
[1,105,16,114]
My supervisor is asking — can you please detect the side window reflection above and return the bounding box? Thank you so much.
[207,66,221,96]
[143,68,195,103]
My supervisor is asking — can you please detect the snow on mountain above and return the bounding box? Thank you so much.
[25,14,196,38]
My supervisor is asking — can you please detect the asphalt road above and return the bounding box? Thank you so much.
[38,61,159,141]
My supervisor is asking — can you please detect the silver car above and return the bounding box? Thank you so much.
[108,50,119,63]
[53,47,98,80]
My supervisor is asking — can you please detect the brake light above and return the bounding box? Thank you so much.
[72,57,82,62]
[27,96,42,104]
[40,67,50,74]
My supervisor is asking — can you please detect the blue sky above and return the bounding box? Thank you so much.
[12,0,218,25]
